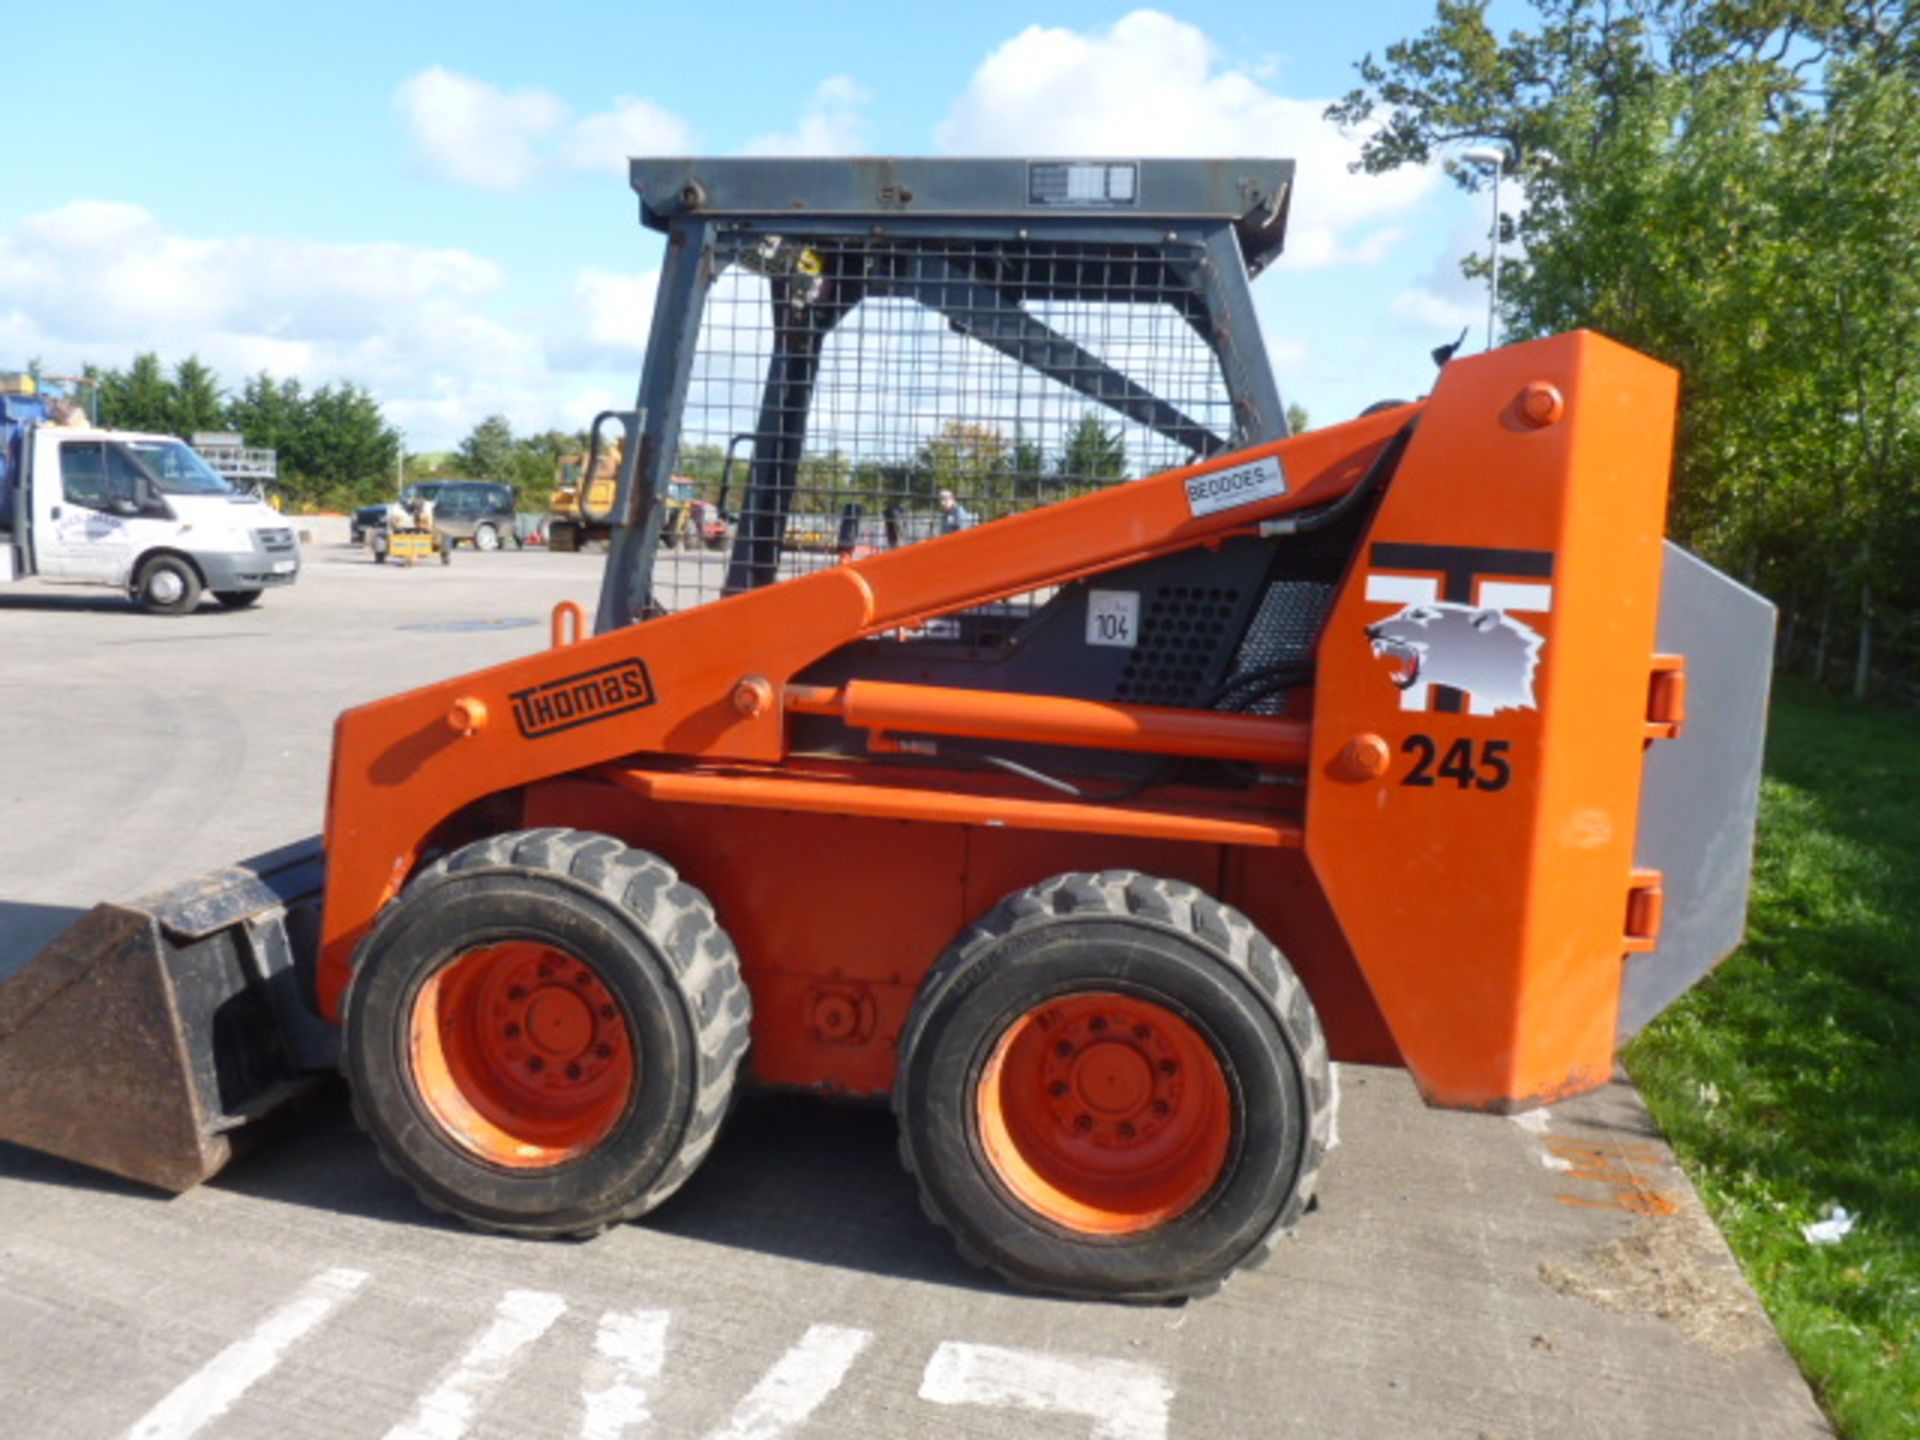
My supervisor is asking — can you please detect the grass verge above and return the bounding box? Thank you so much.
[1626,678,1920,1439]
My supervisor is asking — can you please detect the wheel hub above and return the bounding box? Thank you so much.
[1038,1014,1185,1149]
[409,941,635,1167]
[975,990,1231,1235]
[473,949,623,1100]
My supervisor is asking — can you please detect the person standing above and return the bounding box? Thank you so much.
[937,488,974,534]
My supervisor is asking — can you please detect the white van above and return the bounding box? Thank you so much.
[1,408,300,614]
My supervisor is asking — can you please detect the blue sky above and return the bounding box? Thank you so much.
[4,2,1501,450]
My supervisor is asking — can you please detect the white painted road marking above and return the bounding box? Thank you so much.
[124,1273,1183,1440]
[385,1288,569,1440]
[703,1323,873,1440]
[920,1340,1174,1440]
[579,1308,672,1440]
[124,1266,369,1440]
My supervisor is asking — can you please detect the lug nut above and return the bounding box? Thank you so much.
[1158,1059,1178,1076]
[1049,1081,1068,1098]
[507,985,526,1002]
[565,1063,583,1081]
[527,1056,545,1073]
[1133,1024,1151,1040]
[503,1022,521,1039]
[599,1004,616,1020]
[1075,1114,1093,1132]
[1089,1016,1108,1033]
[1153,1100,1171,1117]
[1055,1040,1073,1058]
[576,971,593,987]
[1117,1122,1136,1139]
[595,1043,613,1060]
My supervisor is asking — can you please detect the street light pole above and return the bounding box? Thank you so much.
[1463,145,1508,350]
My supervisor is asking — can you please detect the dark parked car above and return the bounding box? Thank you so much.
[352,481,520,552]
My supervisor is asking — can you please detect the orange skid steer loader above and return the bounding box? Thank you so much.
[0,159,1774,1301]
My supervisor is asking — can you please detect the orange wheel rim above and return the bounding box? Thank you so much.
[408,942,635,1168]
[975,991,1232,1235]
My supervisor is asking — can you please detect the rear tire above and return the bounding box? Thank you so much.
[474,522,500,552]
[895,871,1332,1301]
[213,589,262,610]
[343,829,750,1238]
[371,532,389,563]
[134,554,203,615]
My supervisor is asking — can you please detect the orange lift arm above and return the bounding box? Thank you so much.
[315,407,1411,1018]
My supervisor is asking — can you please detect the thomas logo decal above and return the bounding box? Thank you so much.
[511,660,656,738]
[1362,542,1555,716]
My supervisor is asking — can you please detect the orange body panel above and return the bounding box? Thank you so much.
[1305,332,1677,1109]
[522,775,1247,1094]
[316,410,1403,1020]
[317,333,1676,1115]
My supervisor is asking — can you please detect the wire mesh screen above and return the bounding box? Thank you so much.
[652,230,1238,616]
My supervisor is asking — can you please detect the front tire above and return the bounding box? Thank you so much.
[371,532,389,563]
[343,829,751,1238]
[474,522,500,552]
[134,554,203,615]
[895,871,1332,1301]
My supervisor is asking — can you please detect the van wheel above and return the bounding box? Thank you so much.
[371,533,389,563]
[213,589,262,610]
[135,555,203,615]
[896,871,1333,1301]
[343,829,751,1238]
[474,522,500,552]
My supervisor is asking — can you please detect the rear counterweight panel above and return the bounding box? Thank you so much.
[1619,544,1775,1038]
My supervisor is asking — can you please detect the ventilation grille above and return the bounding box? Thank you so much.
[1116,585,1242,706]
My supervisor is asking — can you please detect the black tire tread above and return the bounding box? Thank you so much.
[895,869,1334,1301]
[346,827,749,1237]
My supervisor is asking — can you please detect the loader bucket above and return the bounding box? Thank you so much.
[0,838,335,1192]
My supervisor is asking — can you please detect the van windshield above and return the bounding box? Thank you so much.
[126,440,236,496]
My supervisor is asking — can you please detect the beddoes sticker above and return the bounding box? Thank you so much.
[1184,455,1285,517]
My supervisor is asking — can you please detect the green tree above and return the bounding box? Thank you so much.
[455,415,518,478]
[913,421,1012,508]
[1286,402,1312,435]
[227,373,305,457]
[1055,413,1127,490]
[299,382,402,506]
[1329,1,1920,697]
[96,353,174,432]
[169,356,226,438]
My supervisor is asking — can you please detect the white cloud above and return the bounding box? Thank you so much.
[743,76,871,156]
[395,66,570,190]
[563,97,694,173]
[936,10,1435,270]
[395,67,692,188]
[0,200,614,447]
[547,266,661,370]
[1389,215,1494,344]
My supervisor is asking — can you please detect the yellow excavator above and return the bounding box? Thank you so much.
[547,446,724,552]
[544,446,620,552]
